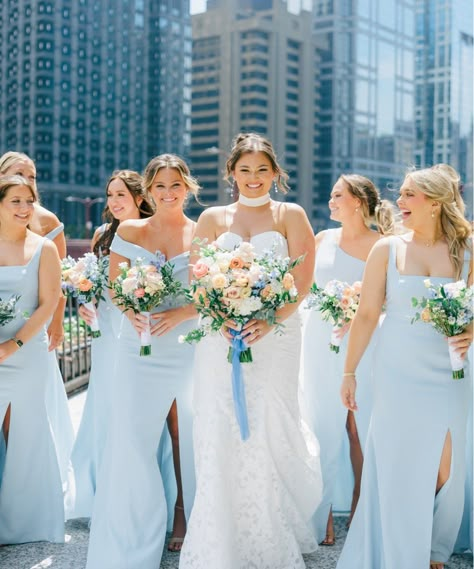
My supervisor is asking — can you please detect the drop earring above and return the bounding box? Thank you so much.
[229,180,238,199]
[273,180,279,196]
[431,210,435,219]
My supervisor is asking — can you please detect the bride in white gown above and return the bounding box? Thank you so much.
[179,133,322,569]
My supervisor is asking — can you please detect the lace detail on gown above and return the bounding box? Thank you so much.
[179,231,322,569]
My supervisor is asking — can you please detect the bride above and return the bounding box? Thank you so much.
[179,133,322,569]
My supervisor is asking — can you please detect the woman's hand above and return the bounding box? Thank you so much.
[448,324,473,359]
[127,311,149,336]
[334,321,351,340]
[341,376,358,411]
[47,319,64,351]
[150,307,187,337]
[0,340,19,364]
[78,303,98,327]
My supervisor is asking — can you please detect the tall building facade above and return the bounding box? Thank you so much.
[313,0,416,228]
[415,0,473,207]
[190,0,318,222]
[0,0,191,236]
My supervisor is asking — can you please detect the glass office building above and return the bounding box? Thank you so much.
[415,0,473,213]
[313,0,416,229]
[0,0,191,236]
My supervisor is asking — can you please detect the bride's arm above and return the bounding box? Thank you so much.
[242,204,315,345]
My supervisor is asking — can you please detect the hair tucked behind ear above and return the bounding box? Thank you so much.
[339,174,396,235]
[406,164,472,279]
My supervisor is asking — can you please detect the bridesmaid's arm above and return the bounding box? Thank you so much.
[340,239,389,411]
[47,225,67,350]
[0,241,61,363]
[448,241,473,358]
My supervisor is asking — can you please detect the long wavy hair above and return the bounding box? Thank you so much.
[406,164,472,279]
[224,132,289,193]
[143,154,201,205]
[93,170,154,257]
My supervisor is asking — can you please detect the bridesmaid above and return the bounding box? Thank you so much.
[86,154,198,569]
[339,164,472,569]
[0,151,74,491]
[71,170,154,518]
[301,175,395,545]
[0,175,64,543]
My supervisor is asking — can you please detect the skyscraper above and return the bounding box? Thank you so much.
[415,0,473,206]
[189,0,318,221]
[0,0,191,235]
[313,0,416,226]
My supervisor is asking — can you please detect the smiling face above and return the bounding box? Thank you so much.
[106,177,141,222]
[397,176,436,229]
[150,167,187,209]
[0,184,36,228]
[2,159,38,196]
[232,151,274,199]
[328,178,361,223]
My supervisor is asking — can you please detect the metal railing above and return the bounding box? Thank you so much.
[56,297,91,394]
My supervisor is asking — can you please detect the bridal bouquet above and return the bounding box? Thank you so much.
[0,294,21,327]
[110,254,183,356]
[411,279,473,379]
[61,253,108,338]
[307,279,362,353]
[180,239,302,440]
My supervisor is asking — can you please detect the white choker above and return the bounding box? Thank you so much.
[238,193,271,207]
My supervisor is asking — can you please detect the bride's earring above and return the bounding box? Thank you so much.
[229,180,238,199]
[273,180,279,196]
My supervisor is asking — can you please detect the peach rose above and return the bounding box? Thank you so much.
[193,261,209,279]
[260,285,273,299]
[282,273,295,290]
[78,278,93,292]
[229,257,244,269]
[225,286,241,299]
[134,288,146,298]
[421,307,431,322]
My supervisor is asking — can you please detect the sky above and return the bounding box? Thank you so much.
[190,0,206,14]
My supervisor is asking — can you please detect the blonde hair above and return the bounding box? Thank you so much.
[0,175,36,203]
[339,174,395,235]
[224,133,289,193]
[406,164,472,279]
[143,154,200,203]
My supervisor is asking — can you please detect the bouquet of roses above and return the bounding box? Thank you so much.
[411,279,473,379]
[0,294,21,327]
[306,279,362,353]
[110,254,183,356]
[180,239,302,440]
[61,253,108,338]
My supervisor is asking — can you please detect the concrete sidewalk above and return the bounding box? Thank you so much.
[0,390,472,569]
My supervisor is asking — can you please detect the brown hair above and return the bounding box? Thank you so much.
[339,174,396,235]
[143,154,201,204]
[0,174,36,203]
[93,170,154,257]
[224,133,289,193]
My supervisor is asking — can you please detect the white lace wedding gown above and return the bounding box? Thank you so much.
[179,231,322,569]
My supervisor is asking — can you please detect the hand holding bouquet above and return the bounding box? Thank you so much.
[307,279,362,353]
[110,254,183,356]
[61,253,108,338]
[412,279,473,379]
[180,239,302,440]
[0,294,21,327]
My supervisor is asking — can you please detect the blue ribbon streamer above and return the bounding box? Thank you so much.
[230,329,250,441]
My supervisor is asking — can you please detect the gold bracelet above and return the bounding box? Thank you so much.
[343,372,356,377]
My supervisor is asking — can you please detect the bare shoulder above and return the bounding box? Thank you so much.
[195,205,228,236]
[314,229,327,246]
[34,204,61,234]
[116,218,147,241]
[368,235,393,261]
[277,201,307,220]
[39,236,60,262]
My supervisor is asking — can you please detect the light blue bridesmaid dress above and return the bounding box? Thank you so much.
[70,227,123,518]
[86,234,196,569]
[301,228,375,542]
[44,223,75,494]
[0,238,64,543]
[337,236,471,568]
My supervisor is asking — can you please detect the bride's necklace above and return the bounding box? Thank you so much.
[414,234,443,247]
[238,193,271,207]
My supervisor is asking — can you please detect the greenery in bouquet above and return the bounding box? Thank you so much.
[306,279,362,352]
[180,239,302,362]
[110,254,184,355]
[0,294,21,327]
[412,279,473,379]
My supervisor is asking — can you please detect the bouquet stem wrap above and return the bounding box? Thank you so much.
[140,311,152,356]
[83,301,101,338]
[330,326,342,353]
[447,337,464,380]
[228,329,250,441]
